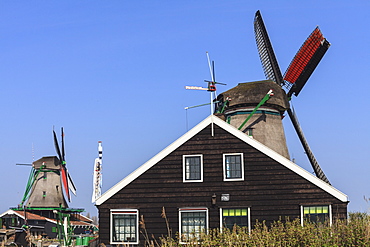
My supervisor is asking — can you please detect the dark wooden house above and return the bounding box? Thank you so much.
[96,115,348,246]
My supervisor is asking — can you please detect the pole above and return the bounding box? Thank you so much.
[238,90,274,130]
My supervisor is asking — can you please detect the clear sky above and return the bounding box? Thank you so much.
[1,1,369,217]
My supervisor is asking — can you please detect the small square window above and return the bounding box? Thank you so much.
[220,208,250,232]
[179,208,208,243]
[183,155,203,182]
[110,209,139,244]
[223,153,244,181]
[301,205,331,225]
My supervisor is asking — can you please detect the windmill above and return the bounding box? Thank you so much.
[16,128,80,246]
[21,128,77,208]
[216,10,331,184]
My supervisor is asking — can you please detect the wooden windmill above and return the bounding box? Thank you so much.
[21,128,77,208]
[216,10,331,184]
[17,128,79,245]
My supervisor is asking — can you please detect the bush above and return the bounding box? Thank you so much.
[140,212,370,247]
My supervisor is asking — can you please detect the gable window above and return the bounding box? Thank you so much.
[183,155,203,182]
[110,209,139,244]
[220,208,250,232]
[223,153,244,181]
[301,205,332,226]
[179,208,208,243]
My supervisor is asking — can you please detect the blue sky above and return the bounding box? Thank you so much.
[1,1,369,217]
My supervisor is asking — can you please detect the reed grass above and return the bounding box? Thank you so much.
[137,211,370,247]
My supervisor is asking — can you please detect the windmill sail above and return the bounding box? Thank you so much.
[287,108,330,184]
[253,10,331,184]
[67,170,77,195]
[284,27,330,97]
[53,128,76,202]
[60,167,70,201]
[254,10,285,86]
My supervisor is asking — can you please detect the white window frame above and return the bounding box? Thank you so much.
[219,207,251,234]
[110,209,139,245]
[300,204,332,226]
[183,154,203,183]
[223,153,244,181]
[178,207,208,244]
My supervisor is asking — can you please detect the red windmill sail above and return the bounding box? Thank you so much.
[284,27,330,97]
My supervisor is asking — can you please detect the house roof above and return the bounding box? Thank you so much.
[0,209,48,221]
[95,115,348,205]
[0,209,95,228]
[75,214,93,223]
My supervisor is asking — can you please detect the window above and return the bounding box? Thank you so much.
[183,155,203,182]
[223,153,244,181]
[179,208,208,243]
[220,208,250,232]
[245,128,253,137]
[110,209,139,244]
[301,205,332,225]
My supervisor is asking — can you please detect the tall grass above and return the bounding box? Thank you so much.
[139,212,370,247]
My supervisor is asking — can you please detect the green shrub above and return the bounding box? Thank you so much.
[140,212,370,247]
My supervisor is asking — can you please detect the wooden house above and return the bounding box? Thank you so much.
[95,115,348,246]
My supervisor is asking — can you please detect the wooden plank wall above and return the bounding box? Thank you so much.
[98,124,347,246]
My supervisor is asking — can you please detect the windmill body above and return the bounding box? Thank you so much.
[25,156,68,208]
[218,80,290,159]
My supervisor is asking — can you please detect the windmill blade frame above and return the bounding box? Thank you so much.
[53,128,77,202]
[53,130,63,162]
[60,166,71,202]
[284,27,331,97]
[287,107,330,184]
[61,127,66,161]
[254,10,285,86]
[253,10,330,183]
[67,169,77,196]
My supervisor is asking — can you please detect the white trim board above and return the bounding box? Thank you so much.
[96,115,348,205]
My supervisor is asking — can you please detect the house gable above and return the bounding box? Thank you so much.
[97,118,348,245]
[96,115,348,206]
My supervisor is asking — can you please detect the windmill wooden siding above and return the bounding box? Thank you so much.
[97,121,348,246]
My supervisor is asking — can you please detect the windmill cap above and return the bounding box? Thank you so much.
[217,80,289,112]
[32,156,61,169]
